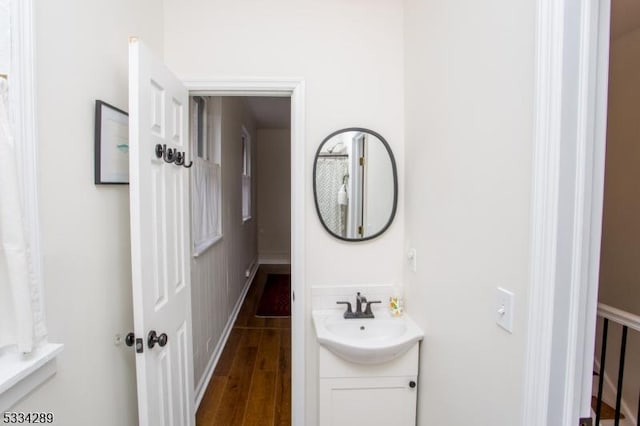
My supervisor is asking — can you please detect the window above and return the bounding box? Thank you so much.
[0,0,63,408]
[191,96,222,256]
[1,0,47,355]
[241,126,251,221]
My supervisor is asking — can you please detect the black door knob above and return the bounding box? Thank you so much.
[409,381,416,388]
[148,330,168,348]
[125,333,144,353]
[125,332,135,347]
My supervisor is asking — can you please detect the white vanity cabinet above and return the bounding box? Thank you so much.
[318,342,419,426]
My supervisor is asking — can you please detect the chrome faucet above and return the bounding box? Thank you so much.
[336,292,381,319]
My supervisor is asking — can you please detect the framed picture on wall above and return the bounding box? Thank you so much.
[94,100,129,184]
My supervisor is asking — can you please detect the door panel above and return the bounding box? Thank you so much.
[129,38,195,426]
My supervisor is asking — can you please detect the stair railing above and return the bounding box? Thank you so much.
[595,303,640,426]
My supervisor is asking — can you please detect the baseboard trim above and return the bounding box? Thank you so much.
[194,259,259,408]
[258,254,291,265]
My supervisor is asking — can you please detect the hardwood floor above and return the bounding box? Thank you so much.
[196,265,291,426]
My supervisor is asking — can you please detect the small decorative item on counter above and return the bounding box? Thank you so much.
[389,296,404,317]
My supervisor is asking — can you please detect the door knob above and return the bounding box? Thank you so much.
[147,330,168,349]
[125,332,135,347]
[125,332,144,353]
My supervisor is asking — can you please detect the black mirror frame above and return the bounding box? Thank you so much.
[313,127,398,242]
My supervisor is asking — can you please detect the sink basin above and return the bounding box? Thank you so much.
[312,309,424,364]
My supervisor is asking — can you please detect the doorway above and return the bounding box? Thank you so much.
[521,0,611,424]
[524,0,640,424]
[183,81,305,425]
[590,0,640,423]
[188,95,293,425]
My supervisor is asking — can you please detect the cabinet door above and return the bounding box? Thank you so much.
[319,376,417,426]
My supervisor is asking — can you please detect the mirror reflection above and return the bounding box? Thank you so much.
[313,128,397,241]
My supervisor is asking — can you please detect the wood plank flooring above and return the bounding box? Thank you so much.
[197,265,291,426]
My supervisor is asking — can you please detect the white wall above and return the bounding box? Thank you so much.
[163,1,405,423]
[403,1,535,425]
[191,96,258,392]
[256,129,291,264]
[10,1,163,424]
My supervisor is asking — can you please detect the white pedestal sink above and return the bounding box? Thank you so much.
[312,309,424,364]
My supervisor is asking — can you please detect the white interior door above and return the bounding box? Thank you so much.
[128,38,195,426]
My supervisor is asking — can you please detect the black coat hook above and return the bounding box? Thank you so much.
[155,144,193,169]
[155,144,165,159]
[165,147,177,163]
[175,151,185,166]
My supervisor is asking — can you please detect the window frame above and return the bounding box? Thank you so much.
[241,125,252,222]
[190,96,222,257]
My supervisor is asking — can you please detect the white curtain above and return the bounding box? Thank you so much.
[0,78,44,353]
[192,160,221,251]
[316,157,349,236]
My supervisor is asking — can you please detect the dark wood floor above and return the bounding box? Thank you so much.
[196,265,291,426]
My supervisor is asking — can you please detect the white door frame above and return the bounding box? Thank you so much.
[522,0,611,425]
[183,78,306,425]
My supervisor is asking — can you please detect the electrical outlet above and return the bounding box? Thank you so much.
[496,287,514,333]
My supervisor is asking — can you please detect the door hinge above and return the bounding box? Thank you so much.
[292,290,295,302]
[359,156,365,166]
[578,418,592,426]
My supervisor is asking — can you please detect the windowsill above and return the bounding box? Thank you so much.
[193,235,223,258]
[0,343,63,411]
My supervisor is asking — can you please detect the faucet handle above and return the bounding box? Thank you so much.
[364,300,382,315]
[336,301,353,316]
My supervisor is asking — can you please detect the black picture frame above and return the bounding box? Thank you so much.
[94,100,129,184]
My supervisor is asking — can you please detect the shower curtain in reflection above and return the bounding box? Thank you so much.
[0,78,45,353]
[316,158,349,237]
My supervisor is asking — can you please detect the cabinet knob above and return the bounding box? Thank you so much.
[409,380,416,388]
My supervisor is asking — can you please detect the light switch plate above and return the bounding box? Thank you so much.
[496,287,514,333]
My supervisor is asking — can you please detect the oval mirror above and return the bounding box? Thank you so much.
[313,128,398,241]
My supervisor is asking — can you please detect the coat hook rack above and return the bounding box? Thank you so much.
[155,144,193,168]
